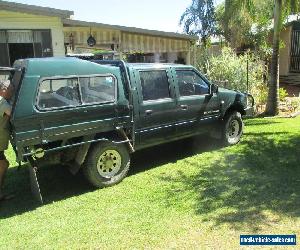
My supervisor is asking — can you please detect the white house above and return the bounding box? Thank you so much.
[0,0,197,66]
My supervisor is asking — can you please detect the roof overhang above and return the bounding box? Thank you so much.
[0,0,73,18]
[63,19,198,41]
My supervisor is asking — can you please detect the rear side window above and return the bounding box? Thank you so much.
[37,75,116,110]
[79,76,115,104]
[140,70,170,101]
[176,70,209,96]
[38,78,80,109]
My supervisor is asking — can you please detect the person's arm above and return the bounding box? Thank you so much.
[0,99,12,117]
[4,107,11,116]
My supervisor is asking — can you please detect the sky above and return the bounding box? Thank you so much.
[5,0,223,33]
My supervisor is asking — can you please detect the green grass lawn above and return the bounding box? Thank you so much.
[0,117,300,249]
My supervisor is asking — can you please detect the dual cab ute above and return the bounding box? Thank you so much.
[4,58,253,200]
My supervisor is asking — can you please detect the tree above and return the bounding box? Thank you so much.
[180,0,217,46]
[266,0,283,115]
[216,0,273,50]
[223,0,300,116]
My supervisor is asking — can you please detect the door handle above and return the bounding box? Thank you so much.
[180,105,188,110]
[145,109,153,115]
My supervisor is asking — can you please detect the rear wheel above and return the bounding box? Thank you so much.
[222,111,244,146]
[83,141,130,188]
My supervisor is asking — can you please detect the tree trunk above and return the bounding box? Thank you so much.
[265,0,282,116]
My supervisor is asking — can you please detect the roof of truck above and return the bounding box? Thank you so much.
[15,58,194,70]
[15,57,120,77]
[127,63,193,69]
[14,57,91,66]
[13,58,194,77]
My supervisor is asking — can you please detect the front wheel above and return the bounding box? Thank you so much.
[222,111,244,146]
[83,141,130,188]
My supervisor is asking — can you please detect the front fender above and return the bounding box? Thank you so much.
[219,91,254,118]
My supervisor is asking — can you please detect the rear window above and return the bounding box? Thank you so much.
[79,76,115,104]
[38,78,80,109]
[140,70,170,101]
[37,75,116,110]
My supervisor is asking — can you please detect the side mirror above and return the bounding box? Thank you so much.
[210,83,218,94]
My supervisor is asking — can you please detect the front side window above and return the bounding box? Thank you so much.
[176,70,209,96]
[140,70,170,101]
[79,76,115,104]
[38,78,80,109]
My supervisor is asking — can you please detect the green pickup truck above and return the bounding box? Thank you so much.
[3,58,254,199]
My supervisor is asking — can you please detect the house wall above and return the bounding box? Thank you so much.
[120,32,190,54]
[63,26,192,64]
[64,26,121,48]
[0,10,65,56]
[64,27,190,53]
[279,26,292,75]
[0,9,194,64]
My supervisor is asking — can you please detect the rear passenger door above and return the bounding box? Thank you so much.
[174,69,220,136]
[135,69,177,147]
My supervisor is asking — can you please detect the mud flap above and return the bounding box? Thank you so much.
[28,158,43,204]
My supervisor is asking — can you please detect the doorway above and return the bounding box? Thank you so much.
[0,29,53,67]
[9,43,34,65]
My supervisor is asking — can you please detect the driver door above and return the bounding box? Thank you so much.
[175,69,220,136]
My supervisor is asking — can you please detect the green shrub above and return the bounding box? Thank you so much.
[279,88,288,102]
[196,47,267,107]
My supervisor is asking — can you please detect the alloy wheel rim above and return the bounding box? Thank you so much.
[97,150,122,178]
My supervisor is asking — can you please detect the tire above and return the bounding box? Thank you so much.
[83,141,130,188]
[222,111,244,146]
